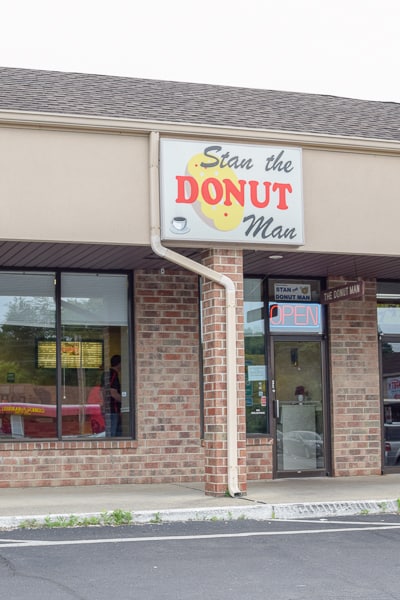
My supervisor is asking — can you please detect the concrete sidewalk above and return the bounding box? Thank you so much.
[1,474,400,529]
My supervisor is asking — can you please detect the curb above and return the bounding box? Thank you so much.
[272,498,399,519]
[0,498,398,530]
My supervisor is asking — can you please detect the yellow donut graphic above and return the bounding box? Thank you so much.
[186,153,245,232]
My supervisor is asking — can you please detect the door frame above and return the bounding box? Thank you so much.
[269,334,331,478]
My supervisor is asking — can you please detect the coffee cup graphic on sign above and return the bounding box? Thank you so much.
[171,216,190,234]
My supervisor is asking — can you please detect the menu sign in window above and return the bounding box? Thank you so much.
[37,340,104,369]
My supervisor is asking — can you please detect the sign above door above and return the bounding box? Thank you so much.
[320,281,365,304]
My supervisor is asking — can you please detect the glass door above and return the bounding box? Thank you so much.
[272,338,327,475]
[380,339,400,470]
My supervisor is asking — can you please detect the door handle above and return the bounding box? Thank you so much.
[273,399,280,419]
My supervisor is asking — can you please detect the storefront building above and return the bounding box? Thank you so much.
[0,67,399,493]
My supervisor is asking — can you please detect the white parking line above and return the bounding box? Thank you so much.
[1,523,400,549]
[274,518,400,525]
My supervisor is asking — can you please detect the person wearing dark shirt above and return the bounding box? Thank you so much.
[102,354,122,437]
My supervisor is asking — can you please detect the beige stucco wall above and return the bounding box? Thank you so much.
[303,149,400,254]
[0,126,149,245]
[1,121,399,255]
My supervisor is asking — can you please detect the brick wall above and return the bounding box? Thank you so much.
[246,437,273,480]
[134,269,204,481]
[0,269,205,487]
[200,249,247,496]
[328,277,381,476]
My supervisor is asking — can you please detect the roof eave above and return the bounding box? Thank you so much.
[1,108,400,155]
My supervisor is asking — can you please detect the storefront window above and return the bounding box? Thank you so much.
[61,273,131,438]
[377,283,400,335]
[378,304,400,335]
[0,271,132,440]
[244,278,268,434]
[0,272,57,438]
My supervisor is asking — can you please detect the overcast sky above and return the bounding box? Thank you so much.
[1,0,399,103]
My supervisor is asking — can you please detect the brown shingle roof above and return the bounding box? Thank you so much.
[0,66,399,141]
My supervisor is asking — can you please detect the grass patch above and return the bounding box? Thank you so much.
[19,509,134,530]
[19,518,39,529]
[150,512,162,524]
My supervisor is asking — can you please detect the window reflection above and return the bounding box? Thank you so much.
[0,272,57,439]
[378,304,400,335]
[61,273,131,438]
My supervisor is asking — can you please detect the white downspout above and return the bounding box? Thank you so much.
[149,131,242,497]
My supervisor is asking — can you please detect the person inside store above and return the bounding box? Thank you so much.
[102,354,122,437]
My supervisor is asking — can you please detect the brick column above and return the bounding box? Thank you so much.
[134,269,205,482]
[328,277,381,476]
[200,248,246,496]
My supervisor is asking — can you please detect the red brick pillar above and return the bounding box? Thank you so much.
[328,277,381,476]
[200,248,246,496]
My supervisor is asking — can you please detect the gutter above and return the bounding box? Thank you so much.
[149,131,242,497]
[2,109,400,156]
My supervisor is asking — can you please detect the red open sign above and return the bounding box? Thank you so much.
[269,302,322,333]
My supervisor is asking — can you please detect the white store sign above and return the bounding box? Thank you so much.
[160,139,304,245]
[274,283,311,301]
